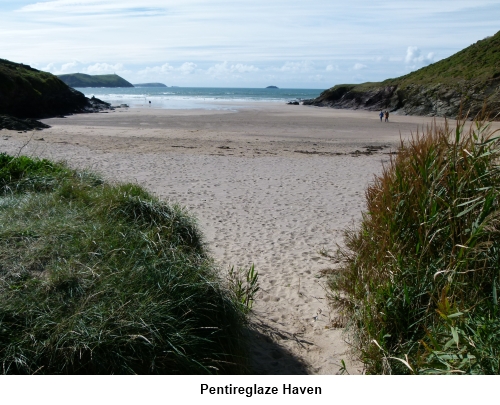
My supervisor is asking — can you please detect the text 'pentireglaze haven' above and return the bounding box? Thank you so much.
[201,384,322,397]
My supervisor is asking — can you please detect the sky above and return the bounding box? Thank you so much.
[1,0,500,89]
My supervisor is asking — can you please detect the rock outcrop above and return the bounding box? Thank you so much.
[304,31,500,119]
[0,58,110,130]
[304,81,500,118]
[0,115,49,131]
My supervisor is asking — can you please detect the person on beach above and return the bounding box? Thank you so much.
[384,110,389,122]
[379,111,384,122]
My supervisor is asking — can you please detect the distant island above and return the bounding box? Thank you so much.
[266,86,279,89]
[304,29,500,119]
[57,73,134,88]
[133,83,167,88]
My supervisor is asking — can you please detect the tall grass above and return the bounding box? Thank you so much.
[0,153,248,374]
[329,118,500,374]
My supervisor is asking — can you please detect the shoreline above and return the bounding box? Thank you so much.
[2,104,496,374]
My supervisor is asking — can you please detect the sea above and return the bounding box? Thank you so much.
[75,87,323,110]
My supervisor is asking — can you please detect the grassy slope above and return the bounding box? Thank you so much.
[386,32,500,86]
[317,30,500,105]
[58,73,134,88]
[0,58,67,94]
[0,154,248,374]
[0,58,87,119]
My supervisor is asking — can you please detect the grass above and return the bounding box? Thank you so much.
[0,58,88,119]
[0,153,249,374]
[328,116,500,374]
[315,30,500,115]
[321,30,500,95]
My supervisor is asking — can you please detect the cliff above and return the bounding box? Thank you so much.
[305,31,500,118]
[0,58,110,130]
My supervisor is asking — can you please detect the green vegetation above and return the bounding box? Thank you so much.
[0,154,249,374]
[0,58,87,120]
[325,31,500,93]
[0,58,67,97]
[328,117,500,374]
[58,73,134,88]
[311,31,500,117]
[228,264,259,312]
[388,33,500,87]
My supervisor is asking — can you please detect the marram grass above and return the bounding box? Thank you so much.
[0,153,248,374]
[329,118,500,374]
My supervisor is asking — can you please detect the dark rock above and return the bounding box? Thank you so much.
[0,115,50,131]
[305,81,500,119]
[287,101,300,105]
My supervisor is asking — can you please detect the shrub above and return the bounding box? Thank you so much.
[329,118,500,374]
[0,155,248,374]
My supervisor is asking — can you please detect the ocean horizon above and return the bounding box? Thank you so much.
[76,86,323,110]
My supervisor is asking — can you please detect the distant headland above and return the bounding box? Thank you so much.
[57,73,134,88]
[266,86,279,89]
[133,83,167,88]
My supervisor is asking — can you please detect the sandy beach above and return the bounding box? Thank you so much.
[1,103,473,374]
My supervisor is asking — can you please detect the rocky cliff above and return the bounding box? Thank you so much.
[0,59,110,130]
[305,31,500,119]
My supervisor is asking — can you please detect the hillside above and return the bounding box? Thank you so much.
[58,73,134,88]
[305,31,500,118]
[0,59,109,126]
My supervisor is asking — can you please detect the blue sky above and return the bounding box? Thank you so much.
[2,0,500,88]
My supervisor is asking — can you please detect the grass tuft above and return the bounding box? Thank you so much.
[329,118,500,374]
[0,154,248,374]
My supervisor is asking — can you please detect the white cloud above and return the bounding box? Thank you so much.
[39,61,81,74]
[137,63,174,75]
[353,63,367,70]
[41,62,57,73]
[37,61,130,76]
[19,0,102,13]
[405,46,435,65]
[6,0,500,87]
[179,62,197,75]
[207,61,259,77]
[278,61,314,73]
[59,61,79,73]
[83,63,126,75]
